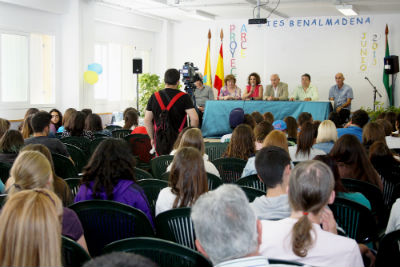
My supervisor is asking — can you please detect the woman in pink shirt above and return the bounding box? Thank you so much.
[242,72,263,100]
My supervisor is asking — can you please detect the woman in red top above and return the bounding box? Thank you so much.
[242,72,263,100]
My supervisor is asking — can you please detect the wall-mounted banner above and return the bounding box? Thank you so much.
[230,24,237,76]
[360,32,381,72]
[264,16,371,29]
[240,24,247,58]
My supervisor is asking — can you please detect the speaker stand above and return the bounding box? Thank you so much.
[136,73,140,111]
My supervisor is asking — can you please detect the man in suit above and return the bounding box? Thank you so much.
[263,74,289,101]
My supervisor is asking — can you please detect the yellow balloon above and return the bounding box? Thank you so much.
[84,71,99,85]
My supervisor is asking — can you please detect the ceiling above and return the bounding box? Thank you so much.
[95,0,400,22]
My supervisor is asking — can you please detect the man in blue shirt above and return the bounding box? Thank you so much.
[329,73,354,112]
[337,109,369,142]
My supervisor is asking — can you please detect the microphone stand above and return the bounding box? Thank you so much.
[365,77,382,111]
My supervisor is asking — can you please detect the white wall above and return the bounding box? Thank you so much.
[0,0,63,120]
[0,0,163,120]
[169,14,400,111]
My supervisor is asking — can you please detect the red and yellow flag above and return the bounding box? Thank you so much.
[214,31,224,96]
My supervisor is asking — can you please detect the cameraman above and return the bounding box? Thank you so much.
[193,73,215,127]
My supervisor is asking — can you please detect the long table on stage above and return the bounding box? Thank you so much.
[201,100,332,137]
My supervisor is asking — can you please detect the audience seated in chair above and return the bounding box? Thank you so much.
[167,128,220,177]
[20,108,39,139]
[337,109,369,142]
[253,121,274,151]
[242,130,289,177]
[83,252,158,267]
[284,116,298,145]
[25,111,71,158]
[191,184,269,266]
[362,121,386,153]
[313,120,338,154]
[49,108,63,134]
[0,189,63,266]
[0,118,10,139]
[85,113,111,136]
[57,108,77,133]
[5,150,88,252]
[259,160,364,267]
[250,146,292,220]
[313,155,371,210]
[288,122,325,162]
[0,129,24,165]
[223,124,255,161]
[61,111,95,140]
[21,144,74,207]
[156,147,208,216]
[74,138,153,226]
[330,134,383,191]
[220,108,244,143]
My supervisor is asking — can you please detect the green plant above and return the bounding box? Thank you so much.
[139,73,164,115]
[361,101,400,121]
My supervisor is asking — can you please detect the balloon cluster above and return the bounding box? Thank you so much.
[83,63,103,84]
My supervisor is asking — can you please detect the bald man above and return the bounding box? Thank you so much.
[329,73,354,112]
[263,74,289,101]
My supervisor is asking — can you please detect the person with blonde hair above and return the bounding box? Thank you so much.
[260,161,363,267]
[21,144,73,206]
[168,128,220,177]
[0,188,62,267]
[6,150,88,253]
[242,130,289,178]
[156,147,208,216]
[314,120,338,154]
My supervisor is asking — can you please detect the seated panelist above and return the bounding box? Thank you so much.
[242,72,263,100]
[220,74,241,100]
[264,74,288,101]
[290,73,319,101]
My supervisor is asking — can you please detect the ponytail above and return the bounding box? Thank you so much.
[291,213,314,257]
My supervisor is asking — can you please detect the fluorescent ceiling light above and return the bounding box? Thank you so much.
[336,4,358,16]
[188,9,215,21]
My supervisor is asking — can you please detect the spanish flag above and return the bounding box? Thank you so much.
[214,43,224,96]
[203,30,212,87]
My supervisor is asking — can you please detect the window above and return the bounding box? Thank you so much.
[94,43,151,103]
[0,32,55,104]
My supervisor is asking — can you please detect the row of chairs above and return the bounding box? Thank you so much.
[63,198,400,267]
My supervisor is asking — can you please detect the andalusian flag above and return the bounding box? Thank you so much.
[214,42,224,96]
[203,30,212,86]
[383,24,393,106]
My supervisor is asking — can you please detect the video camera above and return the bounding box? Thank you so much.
[181,62,199,95]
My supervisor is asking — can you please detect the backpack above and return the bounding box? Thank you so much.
[153,90,187,155]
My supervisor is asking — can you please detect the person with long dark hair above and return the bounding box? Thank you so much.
[61,111,95,140]
[75,138,153,226]
[85,113,111,136]
[330,134,383,191]
[260,161,363,267]
[49,108,63,134]
[0,129,24,165]
[313,155,371,209]
[156,147,208,216]
[289,122,325,162]
[223,124,255,161]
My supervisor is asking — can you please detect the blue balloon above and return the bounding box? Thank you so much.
[88,63,103,75]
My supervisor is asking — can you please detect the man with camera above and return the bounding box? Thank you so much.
[193,73,215,126]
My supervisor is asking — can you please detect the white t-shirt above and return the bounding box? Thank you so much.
[155,187,179,216]
[386,136,400,149]
[167,151,221,177]
[386,198,400,234]
[260,218,364,267]
[288,146,326,162]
